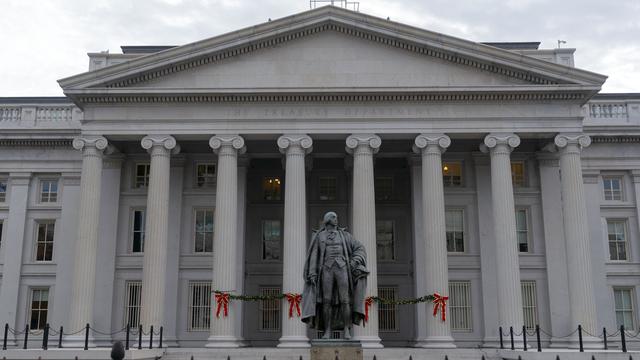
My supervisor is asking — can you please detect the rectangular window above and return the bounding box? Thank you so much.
[376,220,395,261]
[262,220,282,261]
[194,209,214,253]
[29,288,49,330]
[378,287,398,331]
[449,281,472,331]
[516,209,530,253]
[0,178,6,202]
[124,280,142,328]
[262,177,282,201]
[445,209,464,252]
[319,177,337,201]
[443,162,462,187]
[131,209,146,253]
[188,281,212,331]
[134,163,150,188]
[0,220,3,249]
[259,287,281,331]
[35,221,55,261]
[375,177,393,201]
[39,179,58,203]
[614,288,635,330]
[603,176,623,201]
[521,281,538,330]
[608,220,628,261]
[196,163,216,188]
[511,161,526,187]
[124,281,141,328]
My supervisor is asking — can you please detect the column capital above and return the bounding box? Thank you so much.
[413,134,451,154]
[554,134,591,151]
[141,135,180,155]
[277,134,313,155]
[72,136,109,154]
[345,134,381,154]
[209,135,246,155]
[481,133,520,153]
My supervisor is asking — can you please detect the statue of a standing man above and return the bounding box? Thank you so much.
[301,211,369,339]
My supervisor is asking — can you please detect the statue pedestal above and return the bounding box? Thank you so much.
[311,339,363,360]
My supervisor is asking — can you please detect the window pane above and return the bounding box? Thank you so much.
[511,162,525,187]
[196,164,216,187]
[259,287,281,331]
[449,281,472,331]
[614,289,635,330]
[607,220,627,261]
[263,177,282,200]
[194,209,214,253]
[445,210,464,252]
[124,281,141,327]
[0,180,6,202]
[188,281,212,331]
[521,281,538,330]
[132,210,145,253]
[30,289,49,330]
[36,222,54,261]
[262,220,281,260]
[443,163,462,186]
[319,177,337,201]
[376,220,395,261]
[378,287,398,331]
[135,164,150,188]
[375,177,393,201]
[603,177,623,201]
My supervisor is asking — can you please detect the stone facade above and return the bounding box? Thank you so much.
[0,5,639,351]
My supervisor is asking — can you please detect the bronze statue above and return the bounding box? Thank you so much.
[301,211,369,340]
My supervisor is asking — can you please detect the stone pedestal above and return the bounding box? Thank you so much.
[310,340,363,360]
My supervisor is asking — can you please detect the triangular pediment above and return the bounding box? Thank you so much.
[59,5,606,102]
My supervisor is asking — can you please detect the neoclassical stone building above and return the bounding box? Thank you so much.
[0,5,639,351]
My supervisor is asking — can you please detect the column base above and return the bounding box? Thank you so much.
[415,336,456,348]
[62,335,96,348]
[205,335,243,348]
[277,335,311,348]
[354,335,383,348]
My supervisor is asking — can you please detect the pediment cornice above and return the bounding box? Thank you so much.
[58,6,606,103]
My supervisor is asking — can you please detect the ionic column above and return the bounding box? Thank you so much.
[66,136,109,346]
[140,135,179,331]
[207,135,245,348]
[413,134,456,348]
[346,134,382,348]
[277,134,312,348]
[554,134,600,348]
[481,133,524,333]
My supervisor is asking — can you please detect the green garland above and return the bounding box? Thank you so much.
[214,290,436,305]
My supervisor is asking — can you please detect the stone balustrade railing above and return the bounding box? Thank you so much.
[588,102,628,119]
[0,101,80,130]
[0,107,22,122]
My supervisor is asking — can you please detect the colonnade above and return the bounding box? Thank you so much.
[67,132,599,348]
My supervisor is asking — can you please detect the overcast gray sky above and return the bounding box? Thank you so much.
[1,0,638,96]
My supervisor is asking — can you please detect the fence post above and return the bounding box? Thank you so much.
[510,326,515,350]
[42,323,49,350]
[621,325,627,353]
[536,325,541,352]
[23,324,29,349]
[149,325,153,349]
[499,327,504,349]
[58,326,63,348]
[159,326,163,349]
[578,325,584,352]
[84,323,89,350]
[138,325,142,350]
[603,327,608,350]
[3,323,8,350]
[522,325,528,351]
[125,324,130,350]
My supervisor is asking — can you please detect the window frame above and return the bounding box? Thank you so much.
[515,207,531,253]
[602,176,624,201]
[195,163,217,188]
[378,286,399,332]
[261,219,282,262]
[607,219,629,262]
[442,161,463,187]
[28,288,50,331]
[374,176,394,201]
[511,161,526,188]
[34,220,55,262]
[445,208,465,253]
[318,176,338,201]
[258,286,281,332]
[133,163,151,189]
[376,219,396,262]
[613,287,636,330]
[187,281,212,331]
[448,280,472,332]
[193,208,214,254]
[262,176,282,201]
[0,177,7,203]
[130,208,146,254]
[38,178,59,204]
[521,280,538,330]
[123,281,142,328]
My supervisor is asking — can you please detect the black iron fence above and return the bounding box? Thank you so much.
[1,323,163,351]
[499,324,638,352]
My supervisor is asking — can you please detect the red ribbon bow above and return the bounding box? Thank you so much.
[364,297,374,323]
[286,293,302,318]
[215,292,230,318]
[432,292,448,322]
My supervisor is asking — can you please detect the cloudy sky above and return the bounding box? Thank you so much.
[1,0,638,96]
